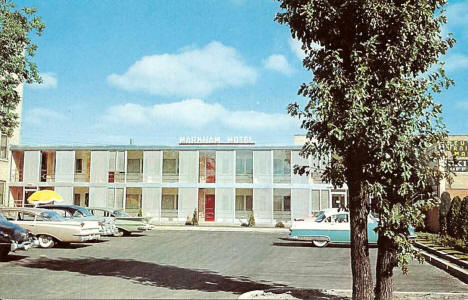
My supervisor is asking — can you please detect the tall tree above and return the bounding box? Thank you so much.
[0,0,44,136]
[275,1,453,300]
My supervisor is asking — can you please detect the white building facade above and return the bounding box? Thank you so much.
[8,144,347,224]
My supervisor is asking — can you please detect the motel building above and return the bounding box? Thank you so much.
[5,135,348,225]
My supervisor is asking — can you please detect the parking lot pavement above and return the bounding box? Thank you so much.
[0,230,467,299]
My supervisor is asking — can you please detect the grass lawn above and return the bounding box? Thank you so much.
[416,232,468,261]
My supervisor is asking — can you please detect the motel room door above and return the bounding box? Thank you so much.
[205,194,215,221]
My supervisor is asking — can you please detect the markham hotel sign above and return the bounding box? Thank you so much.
[448,139,468,172]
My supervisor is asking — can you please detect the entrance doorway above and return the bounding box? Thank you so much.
[205,194,215,221]
[331,191,347,208]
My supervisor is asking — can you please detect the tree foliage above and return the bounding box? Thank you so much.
[447,196,461,239]
[439,191,451,235]
[0,0,44,136]
[460,197,468,241]
[276,1,454,299]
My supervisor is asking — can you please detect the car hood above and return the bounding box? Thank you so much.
[0,218,28,242]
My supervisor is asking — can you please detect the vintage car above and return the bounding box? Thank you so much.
[0,208,101,248]
[87,207,152,236]
[38,204,119,236]
[288,208,416,247]
[0,213,37,259]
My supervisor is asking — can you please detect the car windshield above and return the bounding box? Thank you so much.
[40,211,65,221]
[315,211,326,222]
[0,213,6,221]
[112,210,129,217]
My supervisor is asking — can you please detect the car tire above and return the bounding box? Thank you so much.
[312,240,329,248]
[38,235,55,248]
[121,230,131,237]
[0,246,9,260]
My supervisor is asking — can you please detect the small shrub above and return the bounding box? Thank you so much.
[192,209,199,226]
[248,211,255,227]
[138,208,143,217]
[275,221,285,228]
[447,196,462,238]
[439,191,451,235]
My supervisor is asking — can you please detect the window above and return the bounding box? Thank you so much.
[273,151,291,176]
[235,195,253,211]
[0,181,5,205]
[127,159,141,173]
[0,134,7,159]
[333,214,349,223]
[236,151,253,175]
[125,194,141,209]
[163,159,178,174]
[75,159,83,173]
[273,189,291,211]
[73,194,80,206]
[162,194,178,210]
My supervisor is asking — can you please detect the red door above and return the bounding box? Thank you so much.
[205,194,215,221]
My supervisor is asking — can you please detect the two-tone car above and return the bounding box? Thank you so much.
[0,213,37,259]
[38,204,119,237]
[0,207,101,248]
[288,208,417,247]
[87,207,151,236]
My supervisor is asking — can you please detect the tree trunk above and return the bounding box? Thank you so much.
[349,182,374,300]
[374,233,397,300]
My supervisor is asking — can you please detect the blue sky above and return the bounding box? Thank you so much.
[17,0,468,146]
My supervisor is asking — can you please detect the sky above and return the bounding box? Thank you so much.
[15,0,468,146]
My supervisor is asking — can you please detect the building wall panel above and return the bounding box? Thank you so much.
[90,151,109,183]
[23,151,40,183]
[89,187,107,207]
[253,151,272,184]
[216,151,235,184]
[179,151,198,183]
[55,151,75,182]
[55,186,73,205]
[142,187,161,219]
[253,188,273,223]
[178,187,197,220]
[291,151,309,184]
[143,151,162,183]
[215,188,234,222]
[291,189,310,219]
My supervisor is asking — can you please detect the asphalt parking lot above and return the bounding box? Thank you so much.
[0,230,467,299]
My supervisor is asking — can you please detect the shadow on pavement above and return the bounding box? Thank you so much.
[53,243,91,249]
[0,254,28,262]
[19,257,348,299]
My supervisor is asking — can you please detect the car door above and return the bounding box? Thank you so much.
[330,213,351,243]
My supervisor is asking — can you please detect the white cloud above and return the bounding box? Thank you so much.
[289,38,321,60]
[102,99,298,131]
[263,54,294,75]
[24,108,66,125]
[107,41,257,97]
[444,53,468,71]
[29,73,57,89]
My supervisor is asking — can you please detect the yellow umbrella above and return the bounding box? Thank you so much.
[27,190,63,205]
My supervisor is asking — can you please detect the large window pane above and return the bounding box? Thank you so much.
[0,135,7,159]
[127,159,141,173]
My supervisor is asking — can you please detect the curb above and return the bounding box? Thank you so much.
[151,226,290,233]
[415,242,468,270]
[415,246,468,284]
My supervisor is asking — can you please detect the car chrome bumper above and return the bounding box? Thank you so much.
[10,240,35,252]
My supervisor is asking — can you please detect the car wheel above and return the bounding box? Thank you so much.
[121,230,131,237]
[38,235,55,248]
[312,240,329,248]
